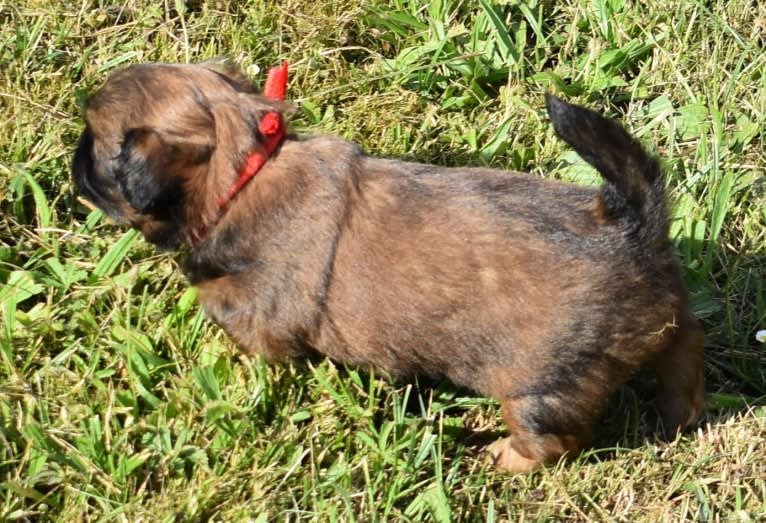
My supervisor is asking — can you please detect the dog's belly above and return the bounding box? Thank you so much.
[314,262,683,400]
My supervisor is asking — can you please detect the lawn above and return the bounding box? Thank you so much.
[1,0,766,520]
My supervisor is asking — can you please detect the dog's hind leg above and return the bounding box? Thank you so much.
[488,396,592,473]
[652,318,705,436]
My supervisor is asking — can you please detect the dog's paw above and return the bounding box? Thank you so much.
[486,437,541,473]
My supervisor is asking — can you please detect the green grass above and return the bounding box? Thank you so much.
[2,0,766,520]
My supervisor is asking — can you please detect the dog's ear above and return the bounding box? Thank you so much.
[201,96,290,170]
[197,62,291,130]
[114,127,212,213]
[199,60,257,94]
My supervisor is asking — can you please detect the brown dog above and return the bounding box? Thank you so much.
[72,62,705,472]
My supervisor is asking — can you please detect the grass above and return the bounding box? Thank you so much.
[1,0,766,520]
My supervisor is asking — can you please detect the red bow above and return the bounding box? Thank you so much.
[262,61,288,99]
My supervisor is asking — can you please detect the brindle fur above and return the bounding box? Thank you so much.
[72,62,705,472]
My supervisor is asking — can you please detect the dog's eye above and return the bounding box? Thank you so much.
[113,128,148,162]
[120,129,142,153]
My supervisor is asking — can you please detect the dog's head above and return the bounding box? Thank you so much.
[72,62,286,248]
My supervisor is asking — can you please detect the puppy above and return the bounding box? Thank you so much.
[72,62,705,472]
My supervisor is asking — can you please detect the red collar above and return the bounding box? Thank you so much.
[190,62,289,247]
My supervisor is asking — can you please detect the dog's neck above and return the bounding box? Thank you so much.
[189,63,289,247]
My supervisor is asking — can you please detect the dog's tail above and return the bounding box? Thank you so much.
[545,94,667,245]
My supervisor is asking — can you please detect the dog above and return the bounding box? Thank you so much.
[72,61,705,472]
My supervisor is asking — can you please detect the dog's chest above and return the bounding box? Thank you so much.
[194,273,319,361]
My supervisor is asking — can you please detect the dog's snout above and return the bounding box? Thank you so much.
[72,128,95,195]
[71,127,128,221]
